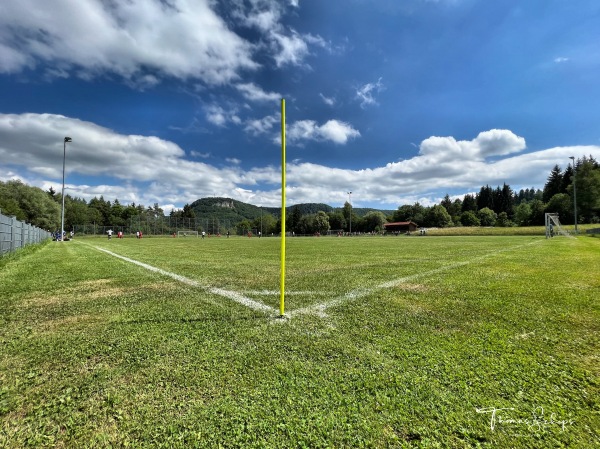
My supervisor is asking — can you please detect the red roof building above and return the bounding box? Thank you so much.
[383,221,418,233]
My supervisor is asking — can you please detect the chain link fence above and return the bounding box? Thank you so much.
[73,216,235,237]
[0,211,53,257]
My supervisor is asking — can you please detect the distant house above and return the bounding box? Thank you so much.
[384,221,418,234]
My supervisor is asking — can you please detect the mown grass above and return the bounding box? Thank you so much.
[0,235,598,448]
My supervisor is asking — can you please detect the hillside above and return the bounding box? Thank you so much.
[189,197,395,225]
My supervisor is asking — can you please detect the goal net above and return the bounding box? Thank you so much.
[177,230,199,237]
[545,213,571,238]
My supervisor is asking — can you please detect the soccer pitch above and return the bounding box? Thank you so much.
[1,235,599,448]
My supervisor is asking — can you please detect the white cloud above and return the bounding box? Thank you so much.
[272,30,311,67]
[227,0,324,69]
[286,119,361,145]
[236,83,281,102]
[190,151,210,158]
[554,57,569,63]
[418,129,526,161]
[319,93,335,106]
[0,0,258,84]
[356,78,385,108]
[204,104,241,127]
[2,113,599,209]
[244,114,279,136]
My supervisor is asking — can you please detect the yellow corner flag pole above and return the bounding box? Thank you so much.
[280,98,286,317]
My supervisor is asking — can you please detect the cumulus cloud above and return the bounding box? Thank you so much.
[2,113,599,210]
[0,0,257,84]
[286,120,361,144]
[418,129,526,161]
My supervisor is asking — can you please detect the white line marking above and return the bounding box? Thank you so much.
[91,246,276,315]
[288,240,541,318]
[244,290,331,296]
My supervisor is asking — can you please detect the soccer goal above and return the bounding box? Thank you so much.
[177,230,199,237]
[545,213,571,238]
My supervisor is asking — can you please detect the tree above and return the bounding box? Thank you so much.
[545,193,573,224]
[497,183,514,217]
[461,194,477,212]
[543,165,563,202]
[440,194,452,212]
[460,211,480,227]
[342,202,356,232]
[478,207,497,226]
[361,211,387,232]
[569,157,600,222]
[0,180,60,229]
[65,196,90,231]
[560,165,573,194]
[297,214,315,235]
[393,203,426,225]
[477,185,494,211]
[426,205,453,228]
[449,199,463,221]
[513,202,532,226]
[328,211,346,231]
[529,199,546,226]
[182,203,196,219]
[237,219,252,235]
[288,205,302,233]
[314,211,330,234]
[495,211,513,227]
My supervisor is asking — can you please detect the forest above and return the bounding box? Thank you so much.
[1,156,598,235]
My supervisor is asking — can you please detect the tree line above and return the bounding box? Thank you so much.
[1,156,598,235]
[392,156,599,228]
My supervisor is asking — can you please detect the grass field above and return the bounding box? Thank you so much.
[1,235,599,448]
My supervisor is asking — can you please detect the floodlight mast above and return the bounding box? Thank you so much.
[569,156,578,233]
[61,137,72,241]
[347,191,352,234]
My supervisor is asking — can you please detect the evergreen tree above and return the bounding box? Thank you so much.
[440,194,452,211]
[476,185,494,211]
[182,203,196,219]
[498,183,514,216]
[543,165,563,202]
[569,157,600,222]
[461,194,477,212]
[561,165,574,194]
[289,205,302,233]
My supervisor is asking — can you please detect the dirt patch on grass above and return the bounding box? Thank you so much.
[21,281,176,307]
[395,283,429,293]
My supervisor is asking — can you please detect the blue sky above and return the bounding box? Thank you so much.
[1,0,599,212]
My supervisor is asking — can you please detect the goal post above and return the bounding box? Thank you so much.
[177,230,199,237]
[545,213,571,239]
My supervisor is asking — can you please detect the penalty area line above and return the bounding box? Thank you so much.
[90,245,277,315]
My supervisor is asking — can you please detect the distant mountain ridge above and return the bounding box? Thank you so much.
[189,197,394,224]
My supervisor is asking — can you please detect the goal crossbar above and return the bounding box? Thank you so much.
[177,230,199,237]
